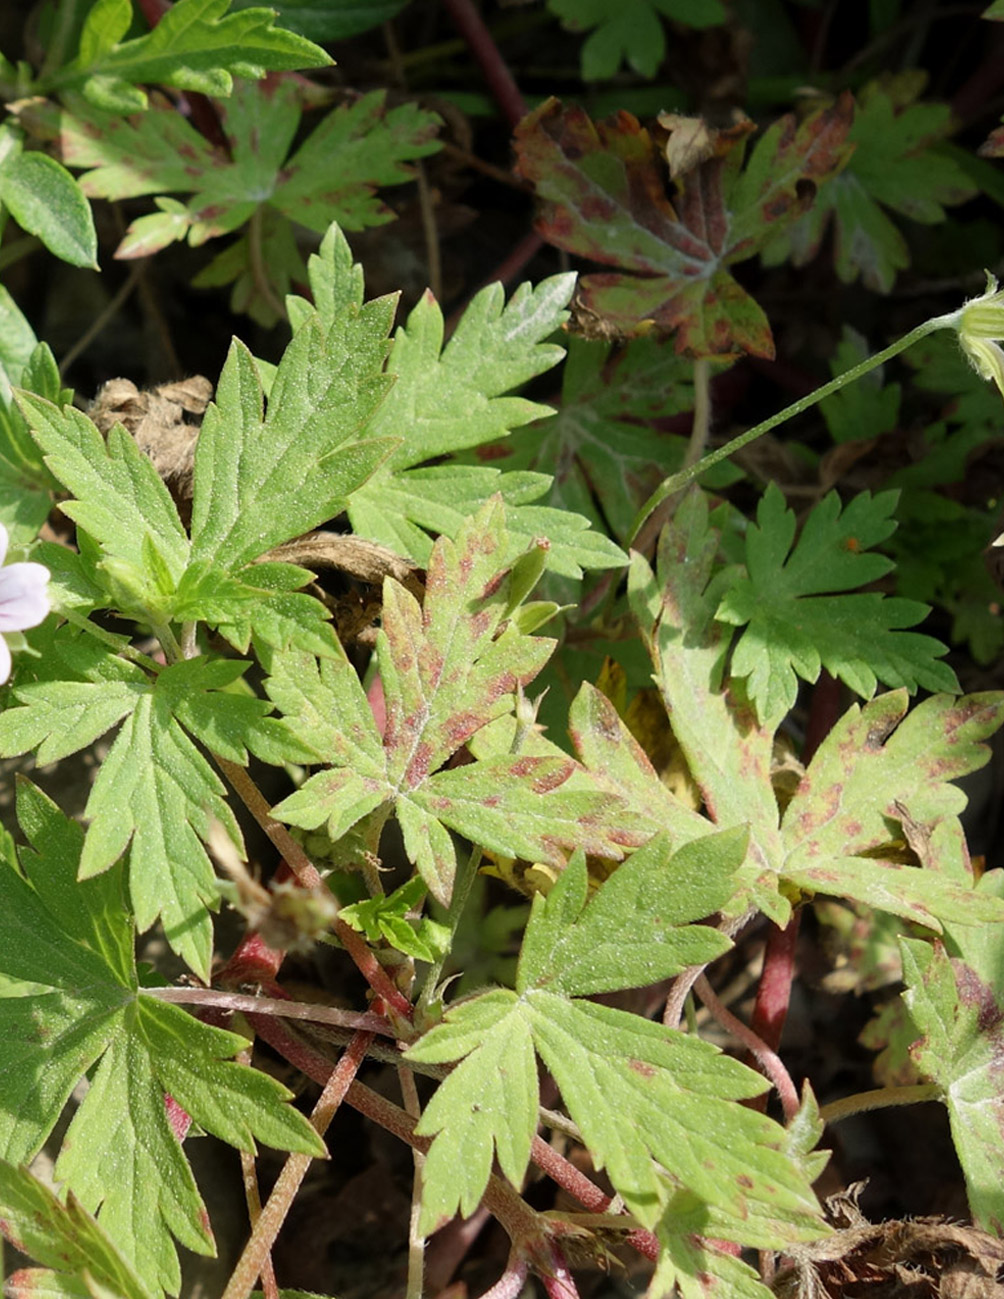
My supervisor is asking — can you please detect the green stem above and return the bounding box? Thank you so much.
[628,311,960,544]
[820,1082,940,1125]
[415,840,482,1018]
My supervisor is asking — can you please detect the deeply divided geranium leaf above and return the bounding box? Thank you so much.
[56,0,331,108]
[514,96,852,354]
[716,483,958,724]
[269,500,633,900]
[761,78,975,292]
[294,226,624,578]
[901,935,1004,1233]
[34,78,438,312]
[0,781,324,1297]
[409,835,825,1241]
[0,1161,154,1299]
[0,654,279,980]
[781,690,1004,930]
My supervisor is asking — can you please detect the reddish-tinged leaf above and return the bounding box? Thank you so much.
[514,96,853,356]
[781,691,1004,929]
[270,500,633,901]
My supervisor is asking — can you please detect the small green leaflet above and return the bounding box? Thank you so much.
[0,1160,153,1299]
[761,77,975,292]
[0,122,97,269]
[340,875,445,962]
[51,0,331,112]
[547,0,726,81]
[289,224,626,579]
[407,843,825,1241]
[715,482,958,725]
[514,96,852,355]
[0,652,274,978]
[901,933,1004,1233]
[268,500,635,901]
[0,781,324,1298]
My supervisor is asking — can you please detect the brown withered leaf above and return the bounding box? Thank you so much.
[774,1188,1004,1298]
[89,375,211,500]
[514,94,852,356]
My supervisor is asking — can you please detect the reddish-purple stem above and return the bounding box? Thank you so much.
[476,1253,530,1299]
[748,671,842,1060]
[535,1243,579,1299]
[442,0,526,126]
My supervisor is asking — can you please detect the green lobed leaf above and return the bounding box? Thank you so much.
[0,781,324,1295]
[1,644,281,978]
[547,0,726,80]
[269,500,603,900]
[716,483,958,724]
[409,828,825,1240]
[270,88,441,234]
[293,226,623,579]
[515,834,740,997]
[409,977,824,1235]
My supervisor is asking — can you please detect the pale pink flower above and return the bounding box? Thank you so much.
[0,523,50,683]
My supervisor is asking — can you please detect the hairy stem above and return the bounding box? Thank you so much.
[694,974,800,1123]
[221,1030,373,1299]
[820,1083,940,1125]
[629,312,959,542]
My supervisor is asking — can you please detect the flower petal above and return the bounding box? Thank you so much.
[0,634,13,686]
[0,562,50,632]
